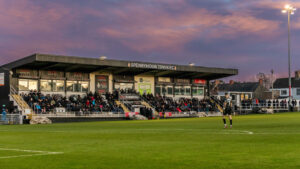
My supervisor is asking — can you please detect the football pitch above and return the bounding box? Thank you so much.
[1,113,300,169]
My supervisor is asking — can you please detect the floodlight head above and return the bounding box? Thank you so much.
[99,56,107,60]
[189,63,195,66]
[282,4,296,14]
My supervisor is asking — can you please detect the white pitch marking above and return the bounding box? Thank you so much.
[254,132,300,135]
[46,131,66,133]
[0,128,255,135]
[245,131,253,135]
[231,130,253,135]
[221,130,254,135]
[0,148,63,159]
[0,153,62,159]
[132,128,254,135]
[133,129,300,135]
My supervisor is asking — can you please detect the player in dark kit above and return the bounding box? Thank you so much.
[222,93,233,129]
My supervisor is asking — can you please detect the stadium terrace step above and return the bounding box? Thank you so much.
[115,100,130,113]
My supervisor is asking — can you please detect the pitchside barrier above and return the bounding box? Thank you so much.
[34,111,125,118]
[157,111,212,118]
[125,111,208,119]
[0,114,23,125]
[31,107,125,117]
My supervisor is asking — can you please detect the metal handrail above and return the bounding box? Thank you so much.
[10,85,18,95]
[9,85,33,115]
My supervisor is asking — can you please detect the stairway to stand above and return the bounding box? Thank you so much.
[115,100,130,113]
[9,85,33,115]
[210,97,224,113]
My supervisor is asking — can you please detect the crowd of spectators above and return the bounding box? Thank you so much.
[21,90,124,114]
[142,93,218,113]
[20,88,221,115]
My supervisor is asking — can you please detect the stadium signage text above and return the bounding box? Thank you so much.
[128,62,176,70]
[119,94,140,100]
[16,69,38,78]
[175,78,190,84]
[193,79,206,85]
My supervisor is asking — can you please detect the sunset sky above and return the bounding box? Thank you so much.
[0,0,300,81]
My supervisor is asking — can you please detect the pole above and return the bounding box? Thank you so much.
[288,11,292,110]
[271,69,274,109]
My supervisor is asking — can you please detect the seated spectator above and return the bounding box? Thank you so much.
[35,103,41,114]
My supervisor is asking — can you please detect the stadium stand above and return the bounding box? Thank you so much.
[0,53,238,123]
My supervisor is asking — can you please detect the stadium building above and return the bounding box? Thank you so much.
[0,53,238,123]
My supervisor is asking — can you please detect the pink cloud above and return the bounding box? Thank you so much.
[97,3,281,52]
[0,0,283,56]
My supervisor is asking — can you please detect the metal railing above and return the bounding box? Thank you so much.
[0,114,23,125]
[10,85,18,95]
[210,97,300,113]
[238,102,299,111]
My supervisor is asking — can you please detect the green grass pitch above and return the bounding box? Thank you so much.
[1,113,300,169]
